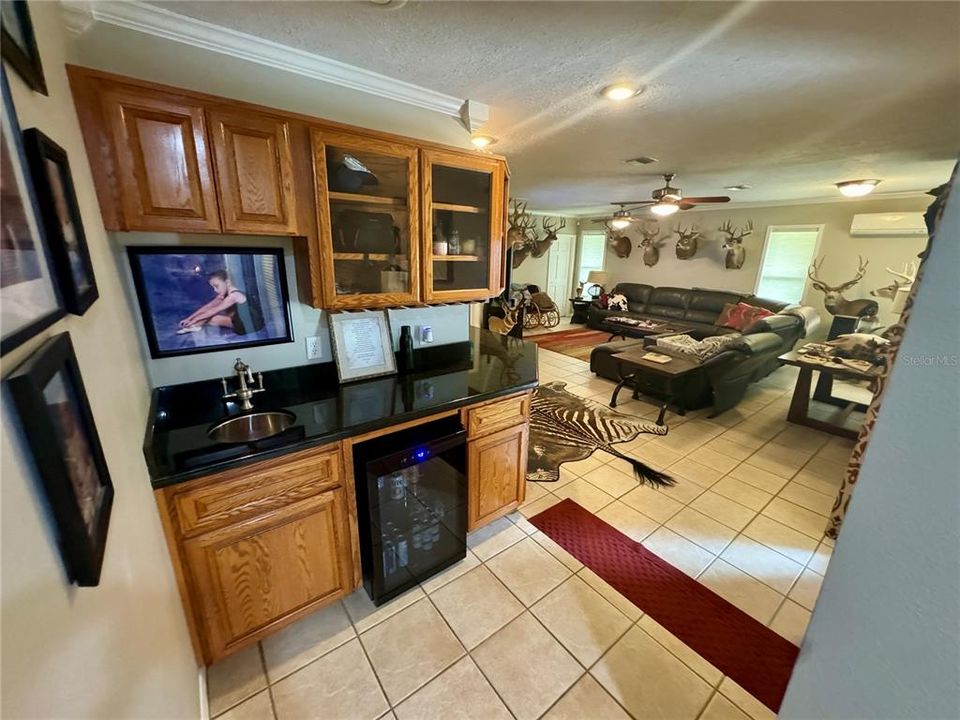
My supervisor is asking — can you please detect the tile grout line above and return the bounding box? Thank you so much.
[257,642,280,720]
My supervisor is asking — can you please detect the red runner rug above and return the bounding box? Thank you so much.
[530,499,799,713]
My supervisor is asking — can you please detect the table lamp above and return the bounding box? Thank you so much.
[586,271,609,298]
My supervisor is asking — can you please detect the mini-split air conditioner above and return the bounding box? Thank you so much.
[850,212,927,237]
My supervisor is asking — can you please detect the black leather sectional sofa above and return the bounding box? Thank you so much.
[588,284,809,416]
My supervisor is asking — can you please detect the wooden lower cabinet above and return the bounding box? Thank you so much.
[156,444,356,664]
[467,422,529,531]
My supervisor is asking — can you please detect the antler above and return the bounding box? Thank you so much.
[674,224,700,240]
[836,256,868,292]
[808,256,827,287]
[718,220,734,237]
[542,216,567,235]
[718,220,752,241]
[886,261,917,284]
[638,222,660,242]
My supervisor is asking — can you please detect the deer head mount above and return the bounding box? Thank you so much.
[531,216,566,258]
[606,226,633,259]
[870,261,918,299]
[718,220,753,269]
[808,256,879,318]
[638,223,666,267]
[673,224,701,260]
[488,300,520,335]
[507,199,539,267]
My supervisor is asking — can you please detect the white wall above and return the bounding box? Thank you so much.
[113,234,470,387]
[582,196,930,331]
[780,176,959,719]
[1,3,200,717]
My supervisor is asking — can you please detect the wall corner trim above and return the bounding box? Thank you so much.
[59,0,490,127]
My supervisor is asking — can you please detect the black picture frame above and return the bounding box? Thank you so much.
[127,246,294,359]
[6,332,114,586]
[1,0,46,95]
[1,67,64,355]
[22,128,98,315]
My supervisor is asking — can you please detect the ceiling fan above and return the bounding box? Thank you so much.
[594,173,731,228]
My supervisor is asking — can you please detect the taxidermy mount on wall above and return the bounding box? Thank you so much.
[508,199,538,268]
[607,227,632,258]
[808,256,879,318]
[718,219,753,269]
[870,262,917,299]
[532,217,566,258]
[638,223,665,267]
[673,224,701,260]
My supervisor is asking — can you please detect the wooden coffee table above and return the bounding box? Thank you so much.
[605,317,689,342]
[609,348,702,425]
[779,350,882,439]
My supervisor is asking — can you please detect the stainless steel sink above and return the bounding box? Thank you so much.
[207,410,296,444]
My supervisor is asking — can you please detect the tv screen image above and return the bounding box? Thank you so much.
[128,247,293,358]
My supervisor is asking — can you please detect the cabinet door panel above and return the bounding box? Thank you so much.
[209,109,298,235]
[184,489,351,659]
[468,423,528,530]
[103,89,220,232]
[423,150,505,303]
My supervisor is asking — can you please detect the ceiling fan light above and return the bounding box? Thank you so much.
[650,202,679,216]
[610,218,631,230]
[836,179,881,197]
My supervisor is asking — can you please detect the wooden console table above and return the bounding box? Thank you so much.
[609,348,701,425]
[779,350,881,439]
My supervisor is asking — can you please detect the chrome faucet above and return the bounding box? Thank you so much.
[220,358,264,411]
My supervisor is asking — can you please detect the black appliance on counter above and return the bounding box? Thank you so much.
[352,416,468,605]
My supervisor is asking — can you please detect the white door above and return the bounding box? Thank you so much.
[546,234,574,313]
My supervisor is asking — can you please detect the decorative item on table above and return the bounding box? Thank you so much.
[870,261,917,315]
[379,260,408,294]
[398,324,415,374]
[1,69,64,355]
[807,255,879,319]
[638,223,665,267]
[1,1,46,94]
[575,280,585,298]
[641,351,673,364]
[328,309,397,383]
[5,332,113,585]
[673,224,701,260]
[586,270,608,298]
[22,128,98,315]
[127,246,293,359]
[718,219,753,269]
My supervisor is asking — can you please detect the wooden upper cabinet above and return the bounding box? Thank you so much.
[422,149,505,303]
[208,108,298,235]
[312,129,421,308]
[101,87,221,232]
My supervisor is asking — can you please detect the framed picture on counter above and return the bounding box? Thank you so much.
[329,310,396,383]
[6,332,114,586]
[1,68,64,355]
[127,246,293,359]
[22,128,99,315]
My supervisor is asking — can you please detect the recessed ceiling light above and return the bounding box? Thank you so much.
[626,156,659,166]
[601,83,640,101]
[650,202,679,217]
[725,184,752,191]
[836,179,881,197]
[470,135,497,149]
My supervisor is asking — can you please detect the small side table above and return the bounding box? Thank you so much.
[569,298,591,324]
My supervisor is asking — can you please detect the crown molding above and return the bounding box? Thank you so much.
[60,1,490,129]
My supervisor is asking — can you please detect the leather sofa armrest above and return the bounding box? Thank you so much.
[736,332,784,355]
[745,314,799,334]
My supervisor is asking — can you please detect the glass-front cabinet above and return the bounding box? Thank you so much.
[312,129,421,308]
[422,149,506,302]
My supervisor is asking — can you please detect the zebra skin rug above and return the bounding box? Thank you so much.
[527,381,674,487]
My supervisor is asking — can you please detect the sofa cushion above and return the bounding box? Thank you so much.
[649,287,692,309]
[688,290,744,315]
[645,305,687,320]
[717,302,773,331]
[627,300,646,313]
[613,283,654,306]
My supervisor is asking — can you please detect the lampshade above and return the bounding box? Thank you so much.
[586,271,609,285]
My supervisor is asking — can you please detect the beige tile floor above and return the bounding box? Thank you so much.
[207,347,851,720]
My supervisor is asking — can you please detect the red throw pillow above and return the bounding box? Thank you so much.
[597,293,609,309]
[716,302,773,331]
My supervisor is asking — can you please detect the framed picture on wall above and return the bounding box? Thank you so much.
[127,246,293,359]
[23,128,98,315]
[1,0,46,95]
[328,310,396,383]
[6,332,114,586]
[1,68,64,355]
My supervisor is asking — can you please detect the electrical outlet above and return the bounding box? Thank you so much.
[305,335,323,360]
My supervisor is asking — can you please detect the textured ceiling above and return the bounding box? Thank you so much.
[151,1,960,214]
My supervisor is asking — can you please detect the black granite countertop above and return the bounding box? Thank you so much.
[144,328,538,488]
